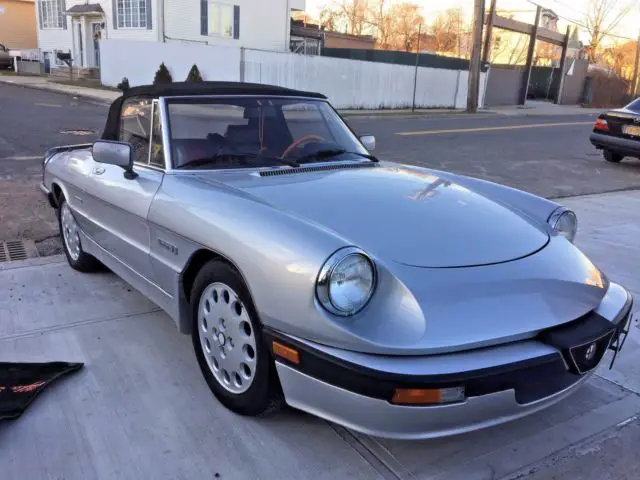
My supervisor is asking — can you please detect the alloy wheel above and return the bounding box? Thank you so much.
[198,282,258,394]
[61,202,81,261]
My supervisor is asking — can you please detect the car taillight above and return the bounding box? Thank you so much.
[594,118,609,131]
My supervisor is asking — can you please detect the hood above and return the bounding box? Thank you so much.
[201,164,550,268]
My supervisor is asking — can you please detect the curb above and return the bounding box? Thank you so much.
[0,79,115,106]
[0,254,66,271]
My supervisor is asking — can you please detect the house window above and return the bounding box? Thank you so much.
[39,0,64,29]
[208,2,234,37]
[117,0,147,29]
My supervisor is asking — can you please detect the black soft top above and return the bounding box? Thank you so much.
[102,81,327,140]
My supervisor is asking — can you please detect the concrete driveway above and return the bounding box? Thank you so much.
[1,192,640,480]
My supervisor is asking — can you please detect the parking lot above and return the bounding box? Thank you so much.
[1,83,640,479]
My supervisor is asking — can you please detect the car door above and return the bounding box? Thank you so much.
[83,97,165,281]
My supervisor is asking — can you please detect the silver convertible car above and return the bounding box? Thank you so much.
[40,82,633,439]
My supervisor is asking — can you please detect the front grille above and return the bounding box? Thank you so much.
[259,162,376,177]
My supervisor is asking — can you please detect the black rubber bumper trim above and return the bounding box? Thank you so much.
[263,327,577,405]
[590,132,640,155]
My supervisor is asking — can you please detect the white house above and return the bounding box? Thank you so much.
[34,0,305,71]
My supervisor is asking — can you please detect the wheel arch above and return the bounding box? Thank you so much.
[177,248,256,335]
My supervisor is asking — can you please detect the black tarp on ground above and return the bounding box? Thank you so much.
[0,362,83,420]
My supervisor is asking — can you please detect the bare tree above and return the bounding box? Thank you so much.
[318,4,340,31]
[431,8,464,54]
[368,0,394,50]
[584,0,635,63]
[318,0,368,35]
[389,2,424,52]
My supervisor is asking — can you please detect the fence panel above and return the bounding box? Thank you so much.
[99,40,486,110]
[100,39,241,87]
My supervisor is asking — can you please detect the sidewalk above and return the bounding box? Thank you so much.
[0,74,119,104]
[0,74,607,117]
[1,190,639,480]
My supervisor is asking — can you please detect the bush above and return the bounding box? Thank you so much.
[116,76,130,91]
[153,62,173,85]
[186,64,203,82]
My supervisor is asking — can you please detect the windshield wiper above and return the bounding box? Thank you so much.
[180,152,300,169]
[295,149,378,164]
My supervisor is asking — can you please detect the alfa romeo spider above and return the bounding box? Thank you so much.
[40,81,633,439]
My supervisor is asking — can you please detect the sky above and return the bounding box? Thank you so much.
[305,0,640,43]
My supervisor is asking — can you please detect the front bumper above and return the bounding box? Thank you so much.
[590,132,640,157]
[267,282,634,440]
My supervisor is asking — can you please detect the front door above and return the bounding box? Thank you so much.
[73,19,84,67]
[91,22,101,68]
[82,98,163,281]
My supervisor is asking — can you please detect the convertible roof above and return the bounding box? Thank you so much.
[102,81,327,140]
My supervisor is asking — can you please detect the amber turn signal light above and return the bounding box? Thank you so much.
[391,386,465,405]
[272,341,300,364]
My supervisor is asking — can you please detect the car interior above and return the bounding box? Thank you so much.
[172,105,297,168]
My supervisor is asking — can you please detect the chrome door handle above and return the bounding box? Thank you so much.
[93,166,106,175]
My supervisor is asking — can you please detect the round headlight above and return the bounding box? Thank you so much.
[548,207,577,243]
[316,247,376,316]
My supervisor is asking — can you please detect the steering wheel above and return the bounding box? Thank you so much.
[281,135,325,159]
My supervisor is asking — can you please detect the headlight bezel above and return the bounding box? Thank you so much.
[548,206,578,243]
[316,247,377,317]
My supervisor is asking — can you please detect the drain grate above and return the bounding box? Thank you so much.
[59,129,97,136]
[0,240,39,263]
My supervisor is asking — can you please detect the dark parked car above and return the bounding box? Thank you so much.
[590,97,640,163]
[0,44,13,70]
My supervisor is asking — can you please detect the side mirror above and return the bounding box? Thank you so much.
[92,140,137,179]
[359,135,376,152]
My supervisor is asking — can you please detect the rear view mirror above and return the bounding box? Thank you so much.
[92,140,137,179]
[359,135,376,152]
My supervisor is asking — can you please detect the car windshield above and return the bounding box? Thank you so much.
[166,97,371,169]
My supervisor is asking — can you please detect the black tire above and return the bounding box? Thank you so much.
[603,150,623,163]
[57,198,101,272]
[191,259,282,416]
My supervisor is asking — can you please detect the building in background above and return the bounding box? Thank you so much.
[34,0,304,73]
[0,0,37,49]
[290,18,375,55]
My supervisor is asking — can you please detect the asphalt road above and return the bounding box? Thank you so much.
[1,82,640,249]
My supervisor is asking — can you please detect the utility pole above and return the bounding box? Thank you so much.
[467,0,486,113]
[555,25,572,105]
[482,0,497,64]
[411,22,422,112]
[519,5,541,106]
[632,29,640,97]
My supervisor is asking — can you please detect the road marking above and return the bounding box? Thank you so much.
[35,102,62,108]
[396,121,594,136]
[0,155,41,161]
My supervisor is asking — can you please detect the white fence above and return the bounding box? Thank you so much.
[100,39,486,110]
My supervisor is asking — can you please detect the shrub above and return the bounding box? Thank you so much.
[153,62,173,85]
[186,64,203,82]
[116,76,130,91]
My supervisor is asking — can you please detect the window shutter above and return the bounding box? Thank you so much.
[200,0,208,36]
[59,0,67,29]
[233,5,240,39]
[38,1,43,29]
[146,0,152,29]
[112,0,118,29]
